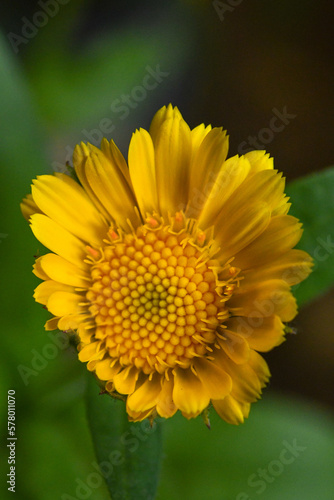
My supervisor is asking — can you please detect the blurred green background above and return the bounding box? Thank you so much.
[1,1,334,499]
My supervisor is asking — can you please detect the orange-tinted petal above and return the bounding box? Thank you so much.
[228,279,298,322]
[194,357,232,399]
[225,315,285,352]
[113,366,139,394]
[241,249,313,287]
[156,376,177,418]
[21,193,43,220]
[173,367,210,415]
[186,127,228,218]
[234,215,303,270]
[213,395,250,425]
[127,373,162,412]
[95,358,120,381]
[217,330,251,364]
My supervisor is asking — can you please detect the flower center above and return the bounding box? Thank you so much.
[86,223,226,374]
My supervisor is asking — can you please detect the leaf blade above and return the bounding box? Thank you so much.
[286,167,334,306]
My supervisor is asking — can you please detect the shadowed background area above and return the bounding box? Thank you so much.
[0,1,333,499]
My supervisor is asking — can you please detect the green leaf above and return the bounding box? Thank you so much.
[85,376,163,500]
[286,166,334,306]
[159,394,334,500]
[0,33,46,178]
[0,32,49,372]
[25,5,195,129]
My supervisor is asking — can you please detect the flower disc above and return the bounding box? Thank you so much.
[86,222,229,375]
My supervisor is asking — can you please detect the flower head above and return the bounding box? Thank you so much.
[21,105,312,424]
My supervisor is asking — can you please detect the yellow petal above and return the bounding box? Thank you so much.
[39,253,89,288]
[244,150,273,174]
[223,168,286,218]
[272,196,290,217]
[202,168,285,236]
[95,358,120,381]
[47,291,83,317]
[34,280,74,305]
[181,409,203,419]
[149,103,182,144]
[126,407,154,422]
[217,331,251,364]
[84,152,139,229]
[78,341,100,362]
[128,128,158,216]
[33,256,50,280]
[173,367,210,415]
[248,350,271,387]
[225,315,285,352]
[100,138,132,187]
[197,155,251,229]
[77,323,94,344]
[156,376,177,418]
[194,357,232,399]
[215,201,271,261]
[127,373,162,412]
[45,317,60,331]
[57,314,86,331]
[113,365,139,394]
[73,143,111,221]
[241,249,313,287]
[213,395,250,425]
[20,194,42,220]
[186,127,228,218]
[228,279,298,322]
[31,174,108,247]
[216,350,270,403]
[190,123,212,160]
[234,215,303,270]
[30,214,88,270]
[154,110,192,217]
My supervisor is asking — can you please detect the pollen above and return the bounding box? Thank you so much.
[86,224,224,374]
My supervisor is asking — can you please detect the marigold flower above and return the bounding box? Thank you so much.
[21,105,312,424]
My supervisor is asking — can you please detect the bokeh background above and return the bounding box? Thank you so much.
[1,1,334,499]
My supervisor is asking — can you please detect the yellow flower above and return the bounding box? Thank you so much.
[21,105,312,424]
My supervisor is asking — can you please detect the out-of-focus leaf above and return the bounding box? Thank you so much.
[159,395,334,500]
[0,34,46,180]
[25,5,195,128]
[86,375,163,500]
[286,167,334,306]
[21,400,109,500]
[0,32,48,394]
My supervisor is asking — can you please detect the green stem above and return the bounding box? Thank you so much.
[85,375,163,500]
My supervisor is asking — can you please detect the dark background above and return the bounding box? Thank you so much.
[0,1,333,499]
